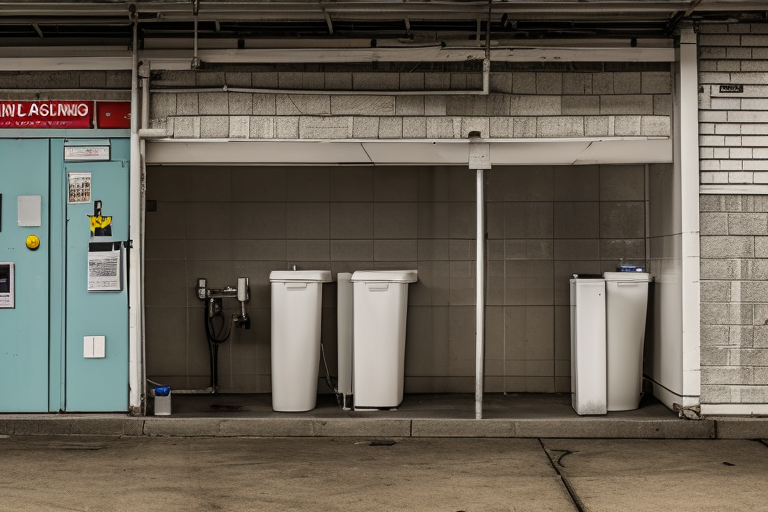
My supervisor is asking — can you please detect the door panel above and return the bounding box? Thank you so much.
[0,139,50,412]
[64,160,129,412]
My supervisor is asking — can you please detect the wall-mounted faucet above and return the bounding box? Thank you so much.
[197,277,250,329]
[195,277,251,393]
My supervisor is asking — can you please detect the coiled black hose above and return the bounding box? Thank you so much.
[204,303,233,391]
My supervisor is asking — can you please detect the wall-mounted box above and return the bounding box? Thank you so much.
[0,262,14,309]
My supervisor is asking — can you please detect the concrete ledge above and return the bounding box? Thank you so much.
[309,419,411,437]
[143,418,224,437]
[412,419,517,437]
[217,419,315,437]
[0,416,762,440]
[514,419,716,439]
[714,418,768,439]
[6,417,142,437]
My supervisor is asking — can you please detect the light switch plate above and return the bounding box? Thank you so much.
[84,336,106,358]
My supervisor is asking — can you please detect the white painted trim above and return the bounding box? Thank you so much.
[678,26,702,404]
[701,404,768,416]
[128,23,143,414]
[652,382,682,411]
[651,382,700,411]
[145,138,672,166]
[701,184,768,195]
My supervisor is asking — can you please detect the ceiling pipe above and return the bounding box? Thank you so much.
[191,0,200,69]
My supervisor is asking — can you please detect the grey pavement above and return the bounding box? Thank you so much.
[1,435,767,511]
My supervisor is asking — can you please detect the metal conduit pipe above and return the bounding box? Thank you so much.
[148,84,489,95]
[139,62,150,416]
[128,13,144,416]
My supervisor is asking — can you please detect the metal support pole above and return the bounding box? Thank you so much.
[475,168,485,420]
[128,18,143,414]
[469,133,490,420]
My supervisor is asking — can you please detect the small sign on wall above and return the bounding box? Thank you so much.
[64,146,110,162]
[719,84,744,93]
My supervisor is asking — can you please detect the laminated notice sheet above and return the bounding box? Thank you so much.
[88,245,122,291]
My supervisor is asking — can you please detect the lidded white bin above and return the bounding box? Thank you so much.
[350,270,417,409]
[269,270,333,412]
[569,276,607,415]
[603,271,653,411]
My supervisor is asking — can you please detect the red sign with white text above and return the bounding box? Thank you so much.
[0,101,94,128]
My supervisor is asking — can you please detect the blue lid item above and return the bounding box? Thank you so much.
[154,386,171,397]
[618,265,645,272]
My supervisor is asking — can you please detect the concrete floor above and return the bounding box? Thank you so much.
[1,435,767,511]
[167,392,675,420]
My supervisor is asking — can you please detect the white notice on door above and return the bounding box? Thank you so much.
[87,249,121,291]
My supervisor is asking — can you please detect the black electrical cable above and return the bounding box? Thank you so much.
[203,302,234,391]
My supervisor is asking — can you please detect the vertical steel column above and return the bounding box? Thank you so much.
[469,135,490,419]
[139,63,150,415]
[678,23,701,408]
[128,18,143,414]
[475,168,485,419]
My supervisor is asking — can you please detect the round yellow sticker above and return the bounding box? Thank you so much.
[26,235,40,250]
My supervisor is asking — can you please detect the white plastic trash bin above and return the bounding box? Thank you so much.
[269,270,333,412]
[603,271,653,411]
[351,270,417,409]
[569,275,607,415]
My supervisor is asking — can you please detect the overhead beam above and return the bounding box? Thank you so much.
[0,41,675,70]
[144,138,673,166]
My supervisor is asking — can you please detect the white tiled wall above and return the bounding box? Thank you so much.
[145,164,647,394]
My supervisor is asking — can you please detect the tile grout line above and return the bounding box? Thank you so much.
[538,438,585,512]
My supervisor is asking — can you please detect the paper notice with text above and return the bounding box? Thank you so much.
[87,248,121,291]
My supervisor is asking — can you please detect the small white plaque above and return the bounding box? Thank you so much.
[64,146,110,161]
[17,195,41,227]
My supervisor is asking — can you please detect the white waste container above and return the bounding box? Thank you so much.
[603,271,652,411]
[269,270,333,412]
[569,275,607,415]
[351,270,417,409]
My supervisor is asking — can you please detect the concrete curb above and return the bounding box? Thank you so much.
[3,416,764,439]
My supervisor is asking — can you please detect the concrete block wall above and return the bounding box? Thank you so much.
[700,195,768,405]
[0,71,131,100]
[698,22,768,407]
[144,164,646,394]
[148,66,671,140]
[699,23,768,184]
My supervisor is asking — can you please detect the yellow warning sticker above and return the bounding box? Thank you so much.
[90,215,112,234]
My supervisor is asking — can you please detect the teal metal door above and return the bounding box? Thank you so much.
[64,159,129,412]
[0,139,51,412]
